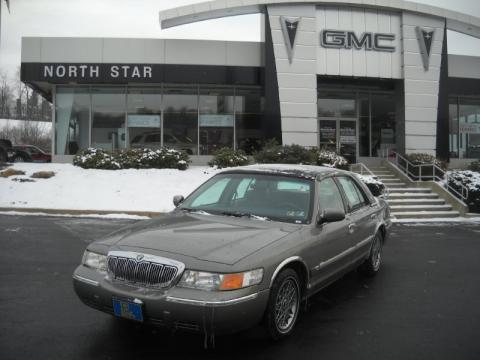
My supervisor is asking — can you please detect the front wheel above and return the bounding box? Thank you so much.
[359,232,383,277]
[265,268,301,341]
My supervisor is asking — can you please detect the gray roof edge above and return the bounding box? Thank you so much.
[159,0,480,39]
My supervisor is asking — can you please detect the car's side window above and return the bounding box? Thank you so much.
[318,177,345,214]
[337,176,368,212]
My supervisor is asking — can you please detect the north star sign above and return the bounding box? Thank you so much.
[320,30,396,52]
[42,64,153,81]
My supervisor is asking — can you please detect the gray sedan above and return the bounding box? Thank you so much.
[73,164,391,341]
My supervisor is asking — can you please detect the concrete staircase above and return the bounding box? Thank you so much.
[367,166,460,219]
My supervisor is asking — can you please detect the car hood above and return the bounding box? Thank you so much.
[99,212,300,265]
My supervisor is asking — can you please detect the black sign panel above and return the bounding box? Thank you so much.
[21,63,264,86]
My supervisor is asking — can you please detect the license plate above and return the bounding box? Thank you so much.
[112,298,143,322]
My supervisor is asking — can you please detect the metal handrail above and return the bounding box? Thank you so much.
[350,163,389,199]
[349,163,376,177]
[389,152,469,202]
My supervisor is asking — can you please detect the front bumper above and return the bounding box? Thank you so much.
[72,265,270,335]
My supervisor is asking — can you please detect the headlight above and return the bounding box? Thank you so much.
[82,250,107,273]
[178,269,263,291]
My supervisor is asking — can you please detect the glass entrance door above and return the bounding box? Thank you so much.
[319,119,358,163]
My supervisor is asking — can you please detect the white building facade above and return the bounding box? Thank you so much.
[21,0,480,164]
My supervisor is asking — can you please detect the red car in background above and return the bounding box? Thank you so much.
[13,145,51,163]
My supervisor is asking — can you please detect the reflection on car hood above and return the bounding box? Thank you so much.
[99,212,299,265]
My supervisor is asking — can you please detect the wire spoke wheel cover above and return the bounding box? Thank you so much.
[274,277,300,333]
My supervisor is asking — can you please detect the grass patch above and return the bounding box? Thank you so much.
[0,168,26,178]
[31,171,55,179]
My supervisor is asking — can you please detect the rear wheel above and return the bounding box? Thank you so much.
[265,268,301,340]
[359,232,383,277]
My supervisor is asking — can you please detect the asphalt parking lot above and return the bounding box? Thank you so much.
[1,215,480,360]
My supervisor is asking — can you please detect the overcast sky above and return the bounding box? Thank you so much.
[0,0,479,79]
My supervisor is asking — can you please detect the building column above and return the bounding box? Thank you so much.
[267,4,318,147]
[402,13,445,156]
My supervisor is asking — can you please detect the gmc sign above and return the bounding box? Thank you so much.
[320,30,396,52]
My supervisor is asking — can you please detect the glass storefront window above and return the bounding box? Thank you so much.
[199,88,234,155]
[359,95,370,157]
[458,98,480,159]
[235,88,264,154]
[318,92,356,118]
[55,87,90,155]
[54,85,265,157]
[91,87,126,151]
[163,87,198,155]
[371,94,396,157]
[127,88,162,150]
[449,99,459,158]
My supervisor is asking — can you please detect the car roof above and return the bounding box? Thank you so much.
[219,164,350,180]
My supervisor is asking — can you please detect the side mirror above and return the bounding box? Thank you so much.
[173,195,185,207]
[317,208,345,225]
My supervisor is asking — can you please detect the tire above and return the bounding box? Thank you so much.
[265,268,301,341]
[14,155,26,163]
[359,231,383,277]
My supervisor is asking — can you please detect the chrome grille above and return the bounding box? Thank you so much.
[106,251,184,288]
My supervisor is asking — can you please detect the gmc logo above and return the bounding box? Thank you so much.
[320,30,396,52]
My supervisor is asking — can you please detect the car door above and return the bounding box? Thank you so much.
[306,176,353,290]
[336,176,377,264]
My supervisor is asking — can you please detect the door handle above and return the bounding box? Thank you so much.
[348,223,356,234]
[370,213,377,219]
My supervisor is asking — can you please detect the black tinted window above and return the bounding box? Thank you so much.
[318,178,345,214]
[337,176,367,211]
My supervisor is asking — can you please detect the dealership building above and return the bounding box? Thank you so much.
[21,0,480,165]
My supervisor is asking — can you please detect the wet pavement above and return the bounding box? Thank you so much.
[1,214,480,360]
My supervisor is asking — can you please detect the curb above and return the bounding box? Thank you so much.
[0,207,163,218]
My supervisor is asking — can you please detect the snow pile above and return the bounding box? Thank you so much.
[0,163,221,213]
[356,174,385,197]
[316,150,348,169]
[356,174,382,186]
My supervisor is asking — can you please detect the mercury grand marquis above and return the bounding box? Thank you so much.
[72,164,391,341]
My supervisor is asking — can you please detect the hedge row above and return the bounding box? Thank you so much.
[73,148,190,170]
[206,142,349,170]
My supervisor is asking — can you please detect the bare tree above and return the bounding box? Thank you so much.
[0,119,52,151]
[0,69,14,118]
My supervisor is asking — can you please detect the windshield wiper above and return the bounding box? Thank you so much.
[219,211,270,221]
[180,207,211,215]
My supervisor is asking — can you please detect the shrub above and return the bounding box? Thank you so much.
[0,168,26,177]
[356,174,386,197]
[253,140,316,165]
[31,171,55,179]
[447,170,480,213]
[73,147,190,170]
[468,160,480,172]
[405,152,447,170]
[403,152,447,180]
[208,148,249,169]
[314,149,349,170]
[73,148,121,170]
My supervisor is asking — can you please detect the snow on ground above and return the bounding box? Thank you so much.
[0,163,221,213]
[0,211,149,220]
[392,217,480,224]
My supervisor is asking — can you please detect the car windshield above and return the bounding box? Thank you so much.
[179,173,314,224]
